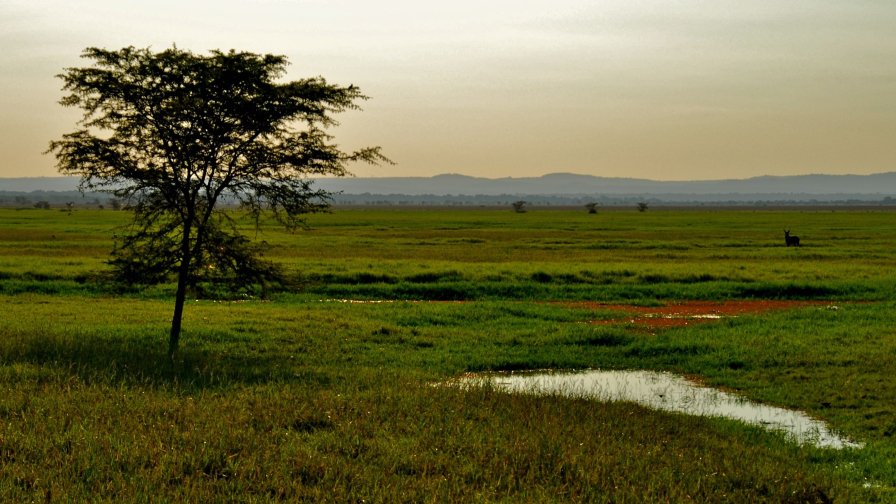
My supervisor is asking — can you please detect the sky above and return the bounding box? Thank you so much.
[1,0,894,181]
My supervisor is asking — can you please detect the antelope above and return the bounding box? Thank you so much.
[784,229,800,247]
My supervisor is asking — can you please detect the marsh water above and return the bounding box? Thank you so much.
[455,370,860,449]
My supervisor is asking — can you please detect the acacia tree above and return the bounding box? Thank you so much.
[49,46,388,358]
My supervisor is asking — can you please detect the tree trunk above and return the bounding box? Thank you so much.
[169,221,193,359]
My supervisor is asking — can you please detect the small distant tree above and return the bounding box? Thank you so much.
[34,200,51,209]
[585,202,599,214]
[49,46,389,358]
[512,200,527,213]
[636,202,649,212]
[108,198,122,210]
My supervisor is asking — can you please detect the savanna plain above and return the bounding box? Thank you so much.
[1,206,895,502]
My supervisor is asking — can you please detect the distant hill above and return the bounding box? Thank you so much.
[2,172,895,205]
[0,177,88,192]
[311,172,896,197]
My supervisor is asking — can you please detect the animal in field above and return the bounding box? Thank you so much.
[784,229,800,247]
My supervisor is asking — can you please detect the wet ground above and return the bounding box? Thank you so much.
[564,300,836,329]
[452,369,861,449]
[450,300,858,448]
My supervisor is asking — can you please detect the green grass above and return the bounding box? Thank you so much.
[1,207,896,501]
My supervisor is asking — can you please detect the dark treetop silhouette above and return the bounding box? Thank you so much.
[49,46,389,358]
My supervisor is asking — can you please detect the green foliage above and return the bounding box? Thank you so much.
[49,46,387,229]
[109,215,285,298]
[48,46,388,354]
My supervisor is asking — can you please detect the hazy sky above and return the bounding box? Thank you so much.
[2,0,894,180]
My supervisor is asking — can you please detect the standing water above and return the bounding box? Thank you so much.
[453,370,861,449]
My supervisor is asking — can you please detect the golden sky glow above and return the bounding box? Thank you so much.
[1,0,894,180]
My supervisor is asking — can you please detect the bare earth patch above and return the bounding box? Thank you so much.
[565,300,836,329]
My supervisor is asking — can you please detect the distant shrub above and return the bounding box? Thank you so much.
[530,272,553,283]
[405,271,464,283]
[577,332,634,347]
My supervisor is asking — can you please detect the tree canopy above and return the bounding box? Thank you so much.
[49,46,388,357]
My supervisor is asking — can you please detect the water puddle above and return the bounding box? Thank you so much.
[453,370,861,449]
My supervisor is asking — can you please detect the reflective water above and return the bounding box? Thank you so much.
[455,370,861,449]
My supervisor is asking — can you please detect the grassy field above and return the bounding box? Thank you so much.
[1,206,895,502]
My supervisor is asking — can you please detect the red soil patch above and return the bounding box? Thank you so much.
[563,300,835,330]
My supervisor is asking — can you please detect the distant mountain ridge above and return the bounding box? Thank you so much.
[311,172,896,196]
[2,172,895,202]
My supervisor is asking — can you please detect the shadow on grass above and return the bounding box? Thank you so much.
[1,331,330,391]
[733,282,874,299]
